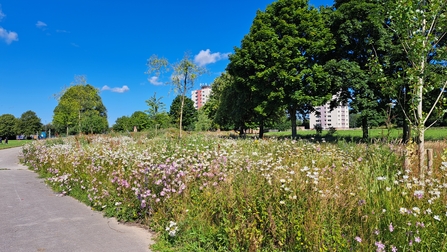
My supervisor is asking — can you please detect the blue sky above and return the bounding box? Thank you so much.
[0,0,333,126]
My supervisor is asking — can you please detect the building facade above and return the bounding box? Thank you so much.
[191,85,212,109]
[309,97,349,129]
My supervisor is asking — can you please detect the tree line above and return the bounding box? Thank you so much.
[197,0,446,172]
[0,111,45,139]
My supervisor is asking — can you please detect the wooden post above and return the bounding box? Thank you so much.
[427,149,433,171]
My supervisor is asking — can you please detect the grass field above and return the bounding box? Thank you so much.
[0,140,33,150]
[265,127,447,142]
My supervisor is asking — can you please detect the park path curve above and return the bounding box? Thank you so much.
[0,147,154,252]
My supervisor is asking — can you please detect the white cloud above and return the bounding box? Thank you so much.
[36,21,47,29]
[148,76,163,85]
[0,27,18,44]
[56,29,69,33]
[71,42,79,47]
[194,49,230,66]
[101,85,130,93]
[0,7,5,21]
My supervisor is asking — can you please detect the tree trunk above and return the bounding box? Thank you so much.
[402,118,411,144]
[179,96,184,138]
[402,84,411,144]
[239,125,244,137]
[259,120,264,139]
[417,17,427,176]
[361,116,369,141]
[290,107,297,138]
[417,80,425,175]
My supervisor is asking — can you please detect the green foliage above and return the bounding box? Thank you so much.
[81,111,108,134]
[271,113,291,132]
[374,0,447,170]
[147,53,205,137]
[227,0,336,138]
[194,109,212,132]
[146,92,166,119]
[53,78,108,135]
[15,110,43,136]
[0,114,18,138]
[130,111,150,132]
[112,116,132,132]
[169,95,197,131]
[145,92,171,130]
[329,0,393,140]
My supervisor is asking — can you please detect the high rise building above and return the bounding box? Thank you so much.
[191,85,212,109]
[309,96,349,129]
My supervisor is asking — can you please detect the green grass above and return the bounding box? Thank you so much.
[0,140,33,150]
[265,127,447,142]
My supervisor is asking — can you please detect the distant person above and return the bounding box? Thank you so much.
[0,137,2,144]
[5,137,8,144]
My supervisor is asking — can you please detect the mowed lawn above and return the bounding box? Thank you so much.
[265,127,447,141]
[0,140,33,150]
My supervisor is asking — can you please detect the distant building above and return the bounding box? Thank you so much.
[191,85,212,109]
[309,96,349,129]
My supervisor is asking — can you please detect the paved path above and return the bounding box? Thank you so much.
[0,147,154,252]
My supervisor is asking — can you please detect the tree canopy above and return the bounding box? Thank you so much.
[16,110,42,136]
[169,95,197,131]
[53,81,108,135]
[0,114,18,138]
[227,0,336,138]
[147,53,205,137]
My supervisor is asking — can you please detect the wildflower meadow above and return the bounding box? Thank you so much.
[22,133,447,251]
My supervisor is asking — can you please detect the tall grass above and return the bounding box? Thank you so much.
[22,134,447,251]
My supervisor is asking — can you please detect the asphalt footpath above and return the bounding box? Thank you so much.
[0,147,154,252]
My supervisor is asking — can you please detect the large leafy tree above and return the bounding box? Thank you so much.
[16,110,43,136]
[227,0,335,138]
[329,0,393,140]
[112,116,132,132]
[53,79,108,135]
[169,95,197,131]
[81,110,108,134]
[130,111,150,131]
[0,114,18,138]
[147,53,205,137]
[208,72,254,133]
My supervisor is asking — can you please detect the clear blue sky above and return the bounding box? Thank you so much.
[0,0,333,126]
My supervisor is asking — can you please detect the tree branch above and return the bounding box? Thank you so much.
[423,79,447,124]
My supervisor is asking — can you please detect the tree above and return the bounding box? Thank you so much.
[146,53,205,137]
[329,0,393,140]
[145,92,171,129]
[169,95,197,131]
[385,0,447,172]
[227,0,335,138]
[194,108,213,131]
[81,110,108,134]
[16,110,42,136]
[130,111,150,132]
[53,77,108,135]
[146,92,166,118]
[112,116,132,132]
[0,114,18,138]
